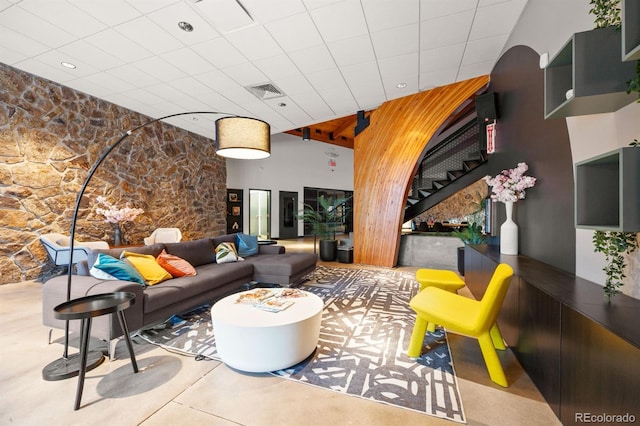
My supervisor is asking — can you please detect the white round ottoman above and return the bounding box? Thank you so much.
[210,289,323,373]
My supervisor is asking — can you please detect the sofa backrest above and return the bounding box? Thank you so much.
[164,238,217,267]
[86,243,166,269]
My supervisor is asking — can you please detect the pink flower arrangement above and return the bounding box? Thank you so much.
[484,162,537,203]
[95,196,144,224]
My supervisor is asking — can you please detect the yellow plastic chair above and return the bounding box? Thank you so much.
[408,263,514,387]
[415,268,465,292]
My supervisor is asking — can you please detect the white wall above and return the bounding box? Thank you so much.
[226,133,354,238]
[568,102,640,298]
[506,0,640,298]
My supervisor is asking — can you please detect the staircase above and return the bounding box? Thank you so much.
[403,118,489,223]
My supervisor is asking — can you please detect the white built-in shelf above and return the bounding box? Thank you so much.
[544,27,637,119]
[622,0,640,61]
[575,147,640,232]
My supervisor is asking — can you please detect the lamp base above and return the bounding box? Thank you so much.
[42,350,105,381]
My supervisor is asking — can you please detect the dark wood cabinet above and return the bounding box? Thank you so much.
[465,245,640,424]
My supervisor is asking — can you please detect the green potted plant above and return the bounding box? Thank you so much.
[451,222,487,275]
[298,195,351,261]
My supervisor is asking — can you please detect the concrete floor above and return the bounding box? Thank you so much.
[0,238,560,425]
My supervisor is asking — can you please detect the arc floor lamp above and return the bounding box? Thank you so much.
[42,111,270,381]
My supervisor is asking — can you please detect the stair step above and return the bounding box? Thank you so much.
[463,159,481,171]
[447,170,465,180]
[432,179,451,189]
[418,189,432,198]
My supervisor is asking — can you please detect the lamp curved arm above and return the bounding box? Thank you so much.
[61,111,236,357]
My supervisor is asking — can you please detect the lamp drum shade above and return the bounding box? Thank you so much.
[215,116,271,159]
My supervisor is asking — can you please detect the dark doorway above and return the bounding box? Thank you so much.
[279,191,298,239]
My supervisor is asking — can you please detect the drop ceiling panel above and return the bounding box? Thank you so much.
[191,38,246,69]
[69,0,142,27]
[470,1,527,40]
[327,35,376,68]
[225,26,283,61]
[265,12,324,52]
[132,56,188,82]
[0,0,528,139]
[362,0,419,33]
[420,43,465,73]
[14,58,76,84]
[288,44,337,74]
[58,40,125,71]
[126,0,181,15]
[419,11,475,51]
[0,6,75,48]
[306,68,349,93]
[310,0,369,43]
[371,24,419,60]
[115,17,183,55]
[85,29,154,63]
[461,34,508,65]
[420,0,478,21]
[240,0,306,24]
[106,65,161,88]
[0,25,49,60]
[149,2,221,45]
[222,62,268,86]
[19,0,106,38]
[253,54,302,81]
[160,47,217,75]
[420,67,459,88]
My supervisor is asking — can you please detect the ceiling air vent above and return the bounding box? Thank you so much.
[246,83,286,100]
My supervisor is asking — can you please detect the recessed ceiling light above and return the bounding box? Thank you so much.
[61,62,76,69]
[396,82,407,89]
[178,21,194,32]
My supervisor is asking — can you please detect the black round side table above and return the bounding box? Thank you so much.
[50,292,139,410]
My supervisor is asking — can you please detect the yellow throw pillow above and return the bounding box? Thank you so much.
[122,251,172,285]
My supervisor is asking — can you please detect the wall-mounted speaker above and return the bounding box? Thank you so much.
[475,92,498,124]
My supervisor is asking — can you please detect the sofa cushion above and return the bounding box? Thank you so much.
[164,238,216,267]
[244,252,317,276]
[236,232,258,257]
[156,249,197,277]
[87,243,165,269]
[122,251,172,285]
[90,253,146,285]
[142,261,254,314]
[215,242,241,263]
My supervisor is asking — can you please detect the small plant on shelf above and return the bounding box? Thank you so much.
[592,141,640,299]
[593,231,639,299]
[588,0,621,29]
[588,0,640,103]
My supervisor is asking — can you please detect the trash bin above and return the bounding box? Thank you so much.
[337,246,353,263]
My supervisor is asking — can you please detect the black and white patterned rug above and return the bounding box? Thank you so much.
[138,266,465,423]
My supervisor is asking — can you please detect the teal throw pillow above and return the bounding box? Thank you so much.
[91,253,145,285]
[236,233,258,257]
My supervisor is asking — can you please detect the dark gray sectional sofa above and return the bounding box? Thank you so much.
[41,233,317,358]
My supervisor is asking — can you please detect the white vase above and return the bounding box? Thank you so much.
[500,201,518,255]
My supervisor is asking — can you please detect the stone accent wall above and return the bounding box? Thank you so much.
[415,179,489,225]
[0,63,227,285]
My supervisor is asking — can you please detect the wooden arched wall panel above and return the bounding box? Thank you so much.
[353,75,489,267]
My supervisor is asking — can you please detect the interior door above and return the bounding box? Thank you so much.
[249,189,271,239]
[279,191,298,240]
